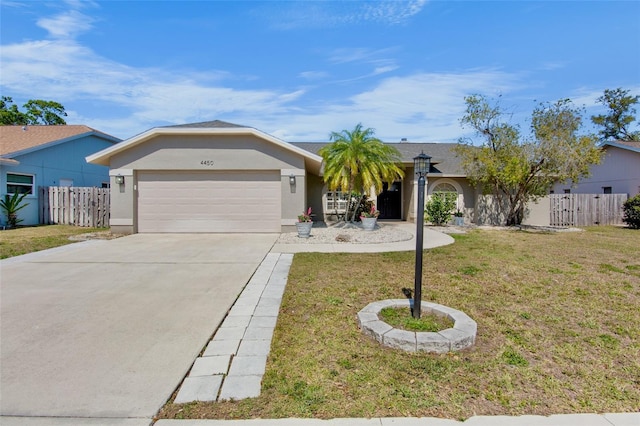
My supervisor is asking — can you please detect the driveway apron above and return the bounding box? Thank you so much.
[0,233,278,419]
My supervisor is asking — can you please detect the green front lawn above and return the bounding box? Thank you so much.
[0,225,109,259]
[160,226,640,420]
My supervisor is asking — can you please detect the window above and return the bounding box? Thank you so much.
[431,182,460,210]
[326,191,349,212]
[603,187,612,194]
[6,173,34,195]
[564,189,571,194]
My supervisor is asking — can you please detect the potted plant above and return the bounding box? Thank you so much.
[0,192,29,229]
[453,209,464,226]
[360,205,379,231]
[295,207,313,238]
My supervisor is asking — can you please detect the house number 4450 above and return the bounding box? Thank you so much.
[200,160,215,166]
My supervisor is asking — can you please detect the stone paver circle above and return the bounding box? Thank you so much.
[357,299,477,353]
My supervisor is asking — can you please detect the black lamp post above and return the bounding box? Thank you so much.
[413,151,431,319]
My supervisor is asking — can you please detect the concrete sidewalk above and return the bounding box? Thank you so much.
[153,413,640,425]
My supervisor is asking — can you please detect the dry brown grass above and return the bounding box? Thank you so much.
[159,226,640,420]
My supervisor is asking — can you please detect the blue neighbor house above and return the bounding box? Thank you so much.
[0,125,121,226]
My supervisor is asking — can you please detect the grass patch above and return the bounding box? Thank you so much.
[379,307,454,332]
[0,225,110,259]
[158,226,640,420]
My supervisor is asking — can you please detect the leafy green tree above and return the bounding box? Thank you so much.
[591,88,639,141]
[0,96,28,125]
[0,96,67,125]
[319,123,404,222]
[454,95,601,226]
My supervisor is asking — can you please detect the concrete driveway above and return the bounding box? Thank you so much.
[0,233,278,421]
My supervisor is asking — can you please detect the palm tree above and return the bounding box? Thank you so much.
[319,123,404,222]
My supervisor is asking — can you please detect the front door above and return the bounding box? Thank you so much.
[377,181,402,219]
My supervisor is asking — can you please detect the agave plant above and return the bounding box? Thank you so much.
[0,192,29,228]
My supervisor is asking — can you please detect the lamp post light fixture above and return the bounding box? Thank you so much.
[115,175,125,185]
[413,151,431,319]
[289,174,296,186]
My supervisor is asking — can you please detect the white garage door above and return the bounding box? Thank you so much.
[137,171,281,233]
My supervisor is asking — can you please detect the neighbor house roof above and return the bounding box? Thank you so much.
[0,125,121,158]
[603,140,640,153]
[86,121,324,175]
[291,141,466,177]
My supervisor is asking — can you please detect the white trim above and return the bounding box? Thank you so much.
[109,169,134,176]
[6,172,35,196]
[86,127,323,168]
[281,169,305,176]
[0,158,19,166]
[110,218,133,226]
[412,176,430,221]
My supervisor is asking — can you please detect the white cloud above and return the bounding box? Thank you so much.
[0,36,302,137]
[362,0,428,25]
[263,1,428,30]
[329,47,397,64]
[243,70,523,143]
[373,65,399,75]
[299,71,330,80]
[37,10,94,39]
[1,27,524,142]
[1,2,524,142]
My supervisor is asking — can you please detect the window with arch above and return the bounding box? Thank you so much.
[432,182,457,194]
[430,181,462,210]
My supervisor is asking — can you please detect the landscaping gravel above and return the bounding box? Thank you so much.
[277,222,414,244]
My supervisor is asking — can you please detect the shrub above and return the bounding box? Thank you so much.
[0,192,29,228]
[622,194,640,229]
[425,192,457,225]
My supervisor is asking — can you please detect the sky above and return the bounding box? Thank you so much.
[1,0,639,143]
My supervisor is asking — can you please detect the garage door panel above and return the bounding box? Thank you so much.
[137,171,281,233]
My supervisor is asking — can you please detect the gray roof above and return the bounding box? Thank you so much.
[159,120,466,176]
[292,142,465,176]
[163,120,247,129]
[603,140,640,153]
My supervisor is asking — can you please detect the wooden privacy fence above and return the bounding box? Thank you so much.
[39,187,110,227]
[549,193,627,227]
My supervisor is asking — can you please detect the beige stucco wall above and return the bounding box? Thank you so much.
[553,146,640,196]
[522,196,551,226]
[109,168,135,234]
[107,134,308,233]
[403,167,415,221]
[281,169,306,231]
[409,176,475,223]
[475,194,551,226]
[110,134,305,171]
[306,174,325,223]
